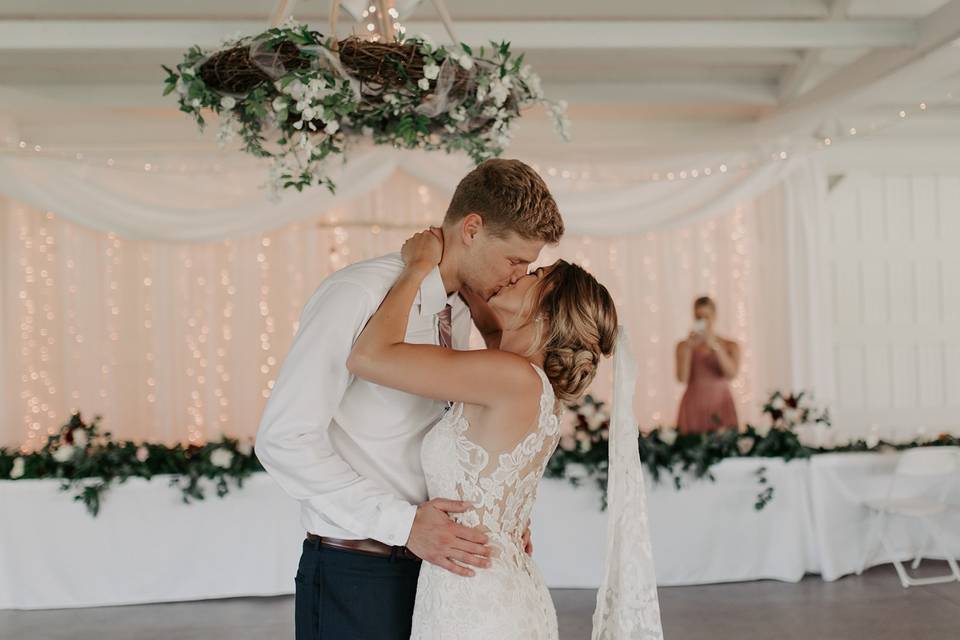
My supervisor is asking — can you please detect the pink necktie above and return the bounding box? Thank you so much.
[438,304,452,349]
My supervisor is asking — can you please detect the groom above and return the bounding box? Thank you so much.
[255,158,564,640]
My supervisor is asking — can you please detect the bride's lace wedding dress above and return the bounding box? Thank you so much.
[410,363,561,639]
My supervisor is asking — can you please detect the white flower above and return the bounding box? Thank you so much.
[457,55,474,70]
[72,428,88,448]
[737,437,755,455]
[418,77,431,91]
[448,106,466,122]
[559,435,577,452]
[754,422,772,438]
[324,120,340,135]
[599,428,609,441]
[580,403,596,419]
[519,65,543,99]
[53,445,76,463]
[579,438,592,453]
[272,96,288,112]
[772,396,786,410]
[220,96,236,110]
[210,448,234,469]
[301,106,316,121]
[565,463,589,480]
[136,446,150,463]
[658,427,678,446]
[217,113,242,146]
[181,66,196,78]
[488,77,511,107]
[238,440,253,457]
[423,63,440,80]
[783,408,801,426]
[176,78,189,97]
[587,412,607,431]
[190,98,202,108]
[865,433,880,449]
[10,457,25,479]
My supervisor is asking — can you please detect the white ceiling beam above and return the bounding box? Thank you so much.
[759,0,960,137]
[778,0,852,101]
[0,19,920,51]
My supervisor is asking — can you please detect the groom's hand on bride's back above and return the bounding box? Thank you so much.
[406,498,492,577]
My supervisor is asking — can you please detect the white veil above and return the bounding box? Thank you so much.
[591,327,664,639]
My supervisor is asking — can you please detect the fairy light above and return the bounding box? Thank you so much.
[259,234,276,400]
[141,247,157,406]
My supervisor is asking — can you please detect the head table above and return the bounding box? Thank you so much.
[2,452,958,610]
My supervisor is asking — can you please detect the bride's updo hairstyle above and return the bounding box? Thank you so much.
[524,260,618,403]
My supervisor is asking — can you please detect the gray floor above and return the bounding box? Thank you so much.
[3,564,959,640]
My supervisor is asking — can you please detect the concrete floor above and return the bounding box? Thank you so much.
[3,564,959,640]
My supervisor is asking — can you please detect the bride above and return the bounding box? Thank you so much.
[347,229,663,639]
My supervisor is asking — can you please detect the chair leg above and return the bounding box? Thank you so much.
[877,527,911,588]
[925,518,960,582]
[911,528,930,570]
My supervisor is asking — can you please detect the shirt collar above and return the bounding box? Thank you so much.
[418,266,450,317]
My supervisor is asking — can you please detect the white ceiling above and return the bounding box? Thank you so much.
[1,0,958,159]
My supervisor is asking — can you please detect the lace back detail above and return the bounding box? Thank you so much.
[412,364,562,639]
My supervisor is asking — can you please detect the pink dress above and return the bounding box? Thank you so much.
[677,346,738,434]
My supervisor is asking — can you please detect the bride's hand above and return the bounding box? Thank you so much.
[402,227,443,273]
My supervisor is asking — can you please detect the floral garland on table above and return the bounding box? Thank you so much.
[0,414,261,516]
[546,389,956,511]
[163,21,569,196]
[3,399,956,518]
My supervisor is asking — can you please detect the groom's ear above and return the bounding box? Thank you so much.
[460,213,483,246]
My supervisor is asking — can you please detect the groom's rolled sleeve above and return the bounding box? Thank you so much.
[255,281,418,546]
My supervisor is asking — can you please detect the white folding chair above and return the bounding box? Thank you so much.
[856,446,960,587]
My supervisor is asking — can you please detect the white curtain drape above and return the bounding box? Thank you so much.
[0,149,829,450]
[0,148,806,239]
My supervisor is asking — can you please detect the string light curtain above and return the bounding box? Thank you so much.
[1,168,810,451]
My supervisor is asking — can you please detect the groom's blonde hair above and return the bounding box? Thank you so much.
[444,159,564,243]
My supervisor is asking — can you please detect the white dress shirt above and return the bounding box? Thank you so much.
[255,253,472,546]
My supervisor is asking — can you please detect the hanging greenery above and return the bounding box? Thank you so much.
[163,21,569,197]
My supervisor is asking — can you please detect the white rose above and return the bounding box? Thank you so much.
[10,457,25,479]
[418,77,431,91]
[457,55,474,70]
[587,413,607,431]
[565,463,589,480]
[324,120,340,135]
[658,427,678,446]
[136,446,150,463]
[272,97,288,112]
[580,403,596,419]
[220,96,236,109]
[53,445,76,463]
[423,63,440,80]
[772,396,786,410]
[865,433,880,449]
[754,422,772,438]
[72,428,88,448]
[237,440,253,457]
[737,437,755,455]
[210,448,234,469]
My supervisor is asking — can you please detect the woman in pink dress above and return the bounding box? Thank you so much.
[675,296,741,434]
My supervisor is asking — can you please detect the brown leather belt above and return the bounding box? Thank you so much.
[306,534,420,562]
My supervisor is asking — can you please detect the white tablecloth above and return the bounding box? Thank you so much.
[3,453,959,609]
